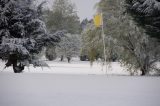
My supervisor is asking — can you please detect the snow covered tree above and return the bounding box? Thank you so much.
[45,0,80,34]
[56,33,81,63]
[0,0,63,73]
[44,0,81,60]
[117,20,160,75]
[97,0,160,75]
[125,0,160,40]
[81,21,103,63]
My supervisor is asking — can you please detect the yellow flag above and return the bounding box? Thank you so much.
[93,14,102,27]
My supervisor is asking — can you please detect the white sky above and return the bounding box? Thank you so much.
[37,0,100,21]
[70,0,99,21]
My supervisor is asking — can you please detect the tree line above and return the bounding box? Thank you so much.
[0,0,159,75]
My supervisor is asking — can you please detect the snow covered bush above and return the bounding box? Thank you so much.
[0,0,63,73]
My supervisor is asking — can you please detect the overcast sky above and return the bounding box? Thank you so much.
[37,0,99,21]
[70,0,99,21]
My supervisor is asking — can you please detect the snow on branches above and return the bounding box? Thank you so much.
[0,0,63,73]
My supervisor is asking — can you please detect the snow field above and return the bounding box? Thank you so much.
[0,60,160,106]
[0,73,160,106]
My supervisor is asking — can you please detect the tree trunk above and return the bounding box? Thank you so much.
[6,54,24,73]
[140,67,148,76]
[67,57,71,63]
[141,61,149,76]
[60,55,64,61]
[13,64,24,73]
[12,58,24,73]
[141,69,145,76]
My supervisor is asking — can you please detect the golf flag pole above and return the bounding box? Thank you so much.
[94,13,107,73]
[101,12,107,74]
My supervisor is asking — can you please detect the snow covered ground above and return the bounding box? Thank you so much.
[0,73,160,106]
[0,59,160,106]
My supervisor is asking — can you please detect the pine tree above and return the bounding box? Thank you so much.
[125,0,160,40]
[0,0,63,73]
